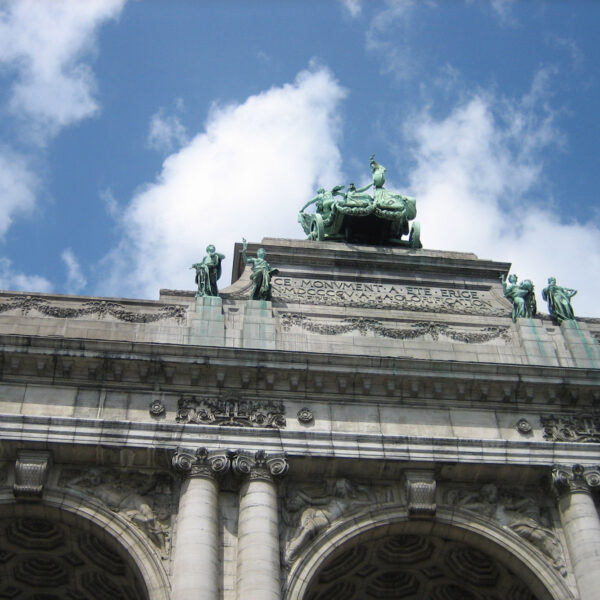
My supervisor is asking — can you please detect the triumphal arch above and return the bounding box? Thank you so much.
[0,163,599,600]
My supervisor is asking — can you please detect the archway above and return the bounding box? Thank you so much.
[0,490,169,600]
[285,507,575,600]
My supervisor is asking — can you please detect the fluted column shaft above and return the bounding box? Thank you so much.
[553,465,600,600]
[171,448,230,600]
[234,451,288,600]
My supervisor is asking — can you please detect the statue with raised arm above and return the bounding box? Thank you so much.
[242,238,279,301]
[191,244,225,298]
[370,155,416,224]
[500,273,537,321]
[542,277,577,324]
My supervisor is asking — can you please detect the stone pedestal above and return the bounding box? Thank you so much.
[171,449,230,600]
[189,295,225,346]
[561,320,600,369]
[233,451,288,600]
[242,300,276,350]
[553,465,600,600]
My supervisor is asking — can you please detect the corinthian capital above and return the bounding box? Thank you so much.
[172,447,231,479]
[552,464,600,496]
[232,450,288,481]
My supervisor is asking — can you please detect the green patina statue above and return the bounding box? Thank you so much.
[298,156,421,247]
[242,238,279,301]
[191,245,225,298]
[500,273,536,321]
[542,277,577,324]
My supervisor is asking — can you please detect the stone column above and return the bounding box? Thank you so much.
[171,448,230,600]
[552,464,600,600]
[233,450,288,600]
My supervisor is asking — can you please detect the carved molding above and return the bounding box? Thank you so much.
[0,295,186,323]
[541,413,600,443]
[552,464,600,496]
[232,450,288,482]
[176,391,286,429]
[280,314,510,344]
[171,447,231,480]
[405,471,436,517]
[14,450,52,499]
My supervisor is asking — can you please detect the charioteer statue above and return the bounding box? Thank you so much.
[298,156,421,247]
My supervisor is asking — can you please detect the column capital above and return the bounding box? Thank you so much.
[552,464,600,496]
[232,449,288,482]
[172,447,231,480]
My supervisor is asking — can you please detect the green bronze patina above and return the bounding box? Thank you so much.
[542,277,577,323]
[242,238,279,301]
[191,245,225,298]
[298,156,421,247]
[500,273,537,321]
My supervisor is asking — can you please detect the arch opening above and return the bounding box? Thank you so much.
[286,509,574,600]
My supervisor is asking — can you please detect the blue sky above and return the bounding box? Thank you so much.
[0,0,599,317]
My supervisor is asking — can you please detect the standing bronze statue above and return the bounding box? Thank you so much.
[500,273,536,322]
[242,238,279,301]
[542,277,577,324]
[191,245,225,298]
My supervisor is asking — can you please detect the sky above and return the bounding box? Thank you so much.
[0,0,599,317]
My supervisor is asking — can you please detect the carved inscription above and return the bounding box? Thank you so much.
[272,277,505,316]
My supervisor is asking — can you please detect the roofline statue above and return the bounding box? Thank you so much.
[298,156,421,248]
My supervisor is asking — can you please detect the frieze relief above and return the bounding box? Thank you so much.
[176,391,286,428]
[272,277,507,316]
[280,313,510,344]
[281,478,395,566]
[0,295,186,323]
[541,413,600,443]
[59,467,174,558]
[446,484,567,576]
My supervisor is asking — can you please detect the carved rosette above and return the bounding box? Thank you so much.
[232,450,288,482]
[552,464,600,496]
[405,471,436,517]
[172,447,231,480]
[14,450,52,499]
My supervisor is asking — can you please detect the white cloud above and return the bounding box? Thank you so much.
[98,67,346,299]
[0,0,126,141]
[0,257,51,293]
[61,248,87,294]
[147,106,189,153]
[489,0,518,27]
[338,0,362,18]
[0,147,37,238]
[404,72,600,317]
[365,0,416,81]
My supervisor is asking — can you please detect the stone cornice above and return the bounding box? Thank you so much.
[0,334,598,409]
[1,414,599,472]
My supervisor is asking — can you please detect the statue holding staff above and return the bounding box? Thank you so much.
[191,244,225,298]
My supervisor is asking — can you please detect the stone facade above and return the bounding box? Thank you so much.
[0,238,599,599]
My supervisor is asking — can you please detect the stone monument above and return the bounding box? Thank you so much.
[0,186,598,599]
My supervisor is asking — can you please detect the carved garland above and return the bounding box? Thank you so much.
[280,314,510,343]
[176,393,286,429]
[0,296,186,323]
[541,413,600,443]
